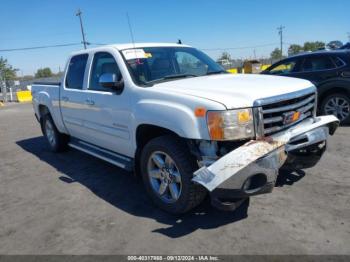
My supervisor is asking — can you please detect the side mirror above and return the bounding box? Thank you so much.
[99,73,124,91]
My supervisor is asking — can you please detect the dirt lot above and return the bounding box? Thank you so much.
[0,103,349,255]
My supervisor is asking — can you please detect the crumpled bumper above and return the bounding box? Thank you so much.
[192,115,339,211]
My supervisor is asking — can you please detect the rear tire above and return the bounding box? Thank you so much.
[320,93,350,124]
[140,135,207,214]
[41,114,69,152]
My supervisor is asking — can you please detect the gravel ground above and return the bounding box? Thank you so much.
[0,103,349,255]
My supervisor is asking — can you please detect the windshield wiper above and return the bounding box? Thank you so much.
[163,73,198,79]
[205,70,227,75]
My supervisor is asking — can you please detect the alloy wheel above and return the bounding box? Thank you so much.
[324,96,350,121]
[147,151,182,203]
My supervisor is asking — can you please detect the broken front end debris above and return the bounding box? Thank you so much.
[193,115,339,211]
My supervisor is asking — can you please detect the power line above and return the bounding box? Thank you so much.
[201,43,278,51]
[0,43,82,52]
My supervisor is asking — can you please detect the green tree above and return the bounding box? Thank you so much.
[327,40,343,50]
[288,44,303,56]
[270,48,282,60]
[303,41,325,52]
[0,57,18,82]
[217,51,231,62]
[35,67,53,78]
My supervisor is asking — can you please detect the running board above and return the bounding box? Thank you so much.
[68,138,133,171]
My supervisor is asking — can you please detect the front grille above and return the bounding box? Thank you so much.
[260,92,316,136]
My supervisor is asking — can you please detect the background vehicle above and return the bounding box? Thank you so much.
[262,50,350,124]
[31,43,338,214]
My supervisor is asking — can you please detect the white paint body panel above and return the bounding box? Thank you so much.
[32,43,317,159]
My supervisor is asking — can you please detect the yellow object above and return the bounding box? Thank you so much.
[237,110,252,124]
[261,64,271,71]
[227,68,238,74]
[17,90,32,102]
[243,60,262,74]
[0,101,4,107]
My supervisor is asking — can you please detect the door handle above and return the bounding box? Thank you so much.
[85,99,95,106]
[62,96,69,102]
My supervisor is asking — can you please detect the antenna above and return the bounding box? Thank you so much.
[126,12,136,49]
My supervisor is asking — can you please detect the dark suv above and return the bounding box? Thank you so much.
[262,50,350,124]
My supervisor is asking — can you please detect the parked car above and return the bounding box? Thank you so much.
[339,42,350,50]
[262,50,350,124]
[31,43,338,214]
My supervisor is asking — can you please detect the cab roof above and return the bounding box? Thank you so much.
[71,42,192,56]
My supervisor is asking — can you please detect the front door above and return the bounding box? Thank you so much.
[82,51,133,157]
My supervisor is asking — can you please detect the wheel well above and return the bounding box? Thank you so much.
[134,124,181,176]
[319,87,350,107]
[38,104,50,119]
[136,124,179,149]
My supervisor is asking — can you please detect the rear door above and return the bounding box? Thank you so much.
[294,55,339,85]
[60,53,92,140]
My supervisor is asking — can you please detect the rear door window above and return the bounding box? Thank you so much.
[301,56,336,72]
[332,56,346,68]
[65,54,88,89]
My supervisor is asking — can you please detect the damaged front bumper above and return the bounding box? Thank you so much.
[192,115,339,211]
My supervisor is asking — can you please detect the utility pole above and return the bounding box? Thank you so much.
[277,25,285,59]
[76,9,88,49]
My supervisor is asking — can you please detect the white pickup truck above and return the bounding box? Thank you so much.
[32,43,339,213]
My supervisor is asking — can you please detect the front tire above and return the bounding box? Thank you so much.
[41,114,69,152]
[320,93,350,124]
[140,135,207,214]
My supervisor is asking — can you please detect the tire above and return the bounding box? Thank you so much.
[320,93,350,124]
[41,114,69,152]
[140,135,207,214]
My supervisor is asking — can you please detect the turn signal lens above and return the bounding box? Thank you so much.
[237,110,252,124]
[207,112,224,140]
[194,107,206,117]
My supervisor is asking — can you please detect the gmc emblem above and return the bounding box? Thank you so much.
[283,111,301,125]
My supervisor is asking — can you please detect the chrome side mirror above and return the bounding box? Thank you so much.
[99,73,124,91]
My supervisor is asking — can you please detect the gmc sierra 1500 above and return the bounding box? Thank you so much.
[32,43,339,213]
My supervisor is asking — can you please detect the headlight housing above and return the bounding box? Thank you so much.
[207,108,255,140]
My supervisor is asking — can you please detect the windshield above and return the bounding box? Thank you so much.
[120,47,225,86]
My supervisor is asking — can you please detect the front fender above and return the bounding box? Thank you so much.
[133,99,210,140]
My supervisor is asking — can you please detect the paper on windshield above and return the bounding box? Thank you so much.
[122,49,147,60]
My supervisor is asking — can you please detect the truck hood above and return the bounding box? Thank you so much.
[153,74,315,109]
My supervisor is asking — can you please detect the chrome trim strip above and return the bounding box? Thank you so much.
[68,143,126,169]
[253,86,316,107]
[253,107,264,138]
[78,140,131,162]
[264,112,312,134]
[262,94,315,114]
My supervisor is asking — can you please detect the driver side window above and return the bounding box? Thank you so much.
[269,60,297,75]
[89,52,122,91]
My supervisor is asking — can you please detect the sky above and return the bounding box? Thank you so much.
[0,0,349,75]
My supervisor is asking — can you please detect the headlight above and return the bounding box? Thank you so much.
[207,108,255,140]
